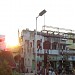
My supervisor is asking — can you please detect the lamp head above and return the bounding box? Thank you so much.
[39,9,47,16]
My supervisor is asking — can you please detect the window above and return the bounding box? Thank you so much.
[43,41,50,49]
[30,42,32,47]
[52,44,56,49]
[37,40,41,49]
[73,39,75,43]
[52,42,57,49]
[25,40,29,52]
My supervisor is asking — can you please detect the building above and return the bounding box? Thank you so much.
[0,35,6,50]
[19,26,75,73]
[20,29,34,72]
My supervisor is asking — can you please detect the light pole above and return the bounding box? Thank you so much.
[35,9,47,75]
[62,45,64,74]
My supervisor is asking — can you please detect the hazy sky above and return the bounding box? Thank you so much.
[0,0,75,46]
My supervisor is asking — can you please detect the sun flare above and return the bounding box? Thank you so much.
[5,35,19,48]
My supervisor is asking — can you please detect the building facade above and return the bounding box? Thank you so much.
[19,26,75,73]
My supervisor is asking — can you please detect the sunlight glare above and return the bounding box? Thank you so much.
[5,35,19,48]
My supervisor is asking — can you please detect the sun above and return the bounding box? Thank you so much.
[5,35,19,48]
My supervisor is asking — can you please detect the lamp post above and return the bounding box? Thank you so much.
[62,46,63,74]
[35,9,47,75]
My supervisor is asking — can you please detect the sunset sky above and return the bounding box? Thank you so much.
[0,0,75,47]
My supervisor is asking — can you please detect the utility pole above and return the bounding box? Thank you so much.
[35,9,47,75]
[62,45,63,74]
[44,52,47,75]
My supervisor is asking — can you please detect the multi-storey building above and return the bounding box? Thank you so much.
[19,26,75,73]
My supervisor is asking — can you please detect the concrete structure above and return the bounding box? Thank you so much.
[20,29,34,73]
[19,26,75,73]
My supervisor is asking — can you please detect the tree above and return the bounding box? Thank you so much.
[0,50,16,75]
[0,50,16,69]
[0,60,12,75]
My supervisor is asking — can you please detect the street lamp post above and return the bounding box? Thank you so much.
[62,45,64,74]
[35,9,47,75]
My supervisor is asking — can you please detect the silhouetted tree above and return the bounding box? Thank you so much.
[0,60,12,75]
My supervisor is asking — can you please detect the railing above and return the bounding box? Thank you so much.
[24,73,34,75]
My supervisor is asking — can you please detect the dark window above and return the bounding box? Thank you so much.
[25,40,29,52]
[63,45,66,50]
[43,41,50,49]
[33,40,34,51]
[52,44,56,49]
[37,40,41,49]
[30,42,32,47]
[52,42,57,49]
[73,39,75,43]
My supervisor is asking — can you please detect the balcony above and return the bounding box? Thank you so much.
[33,49,75,55]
